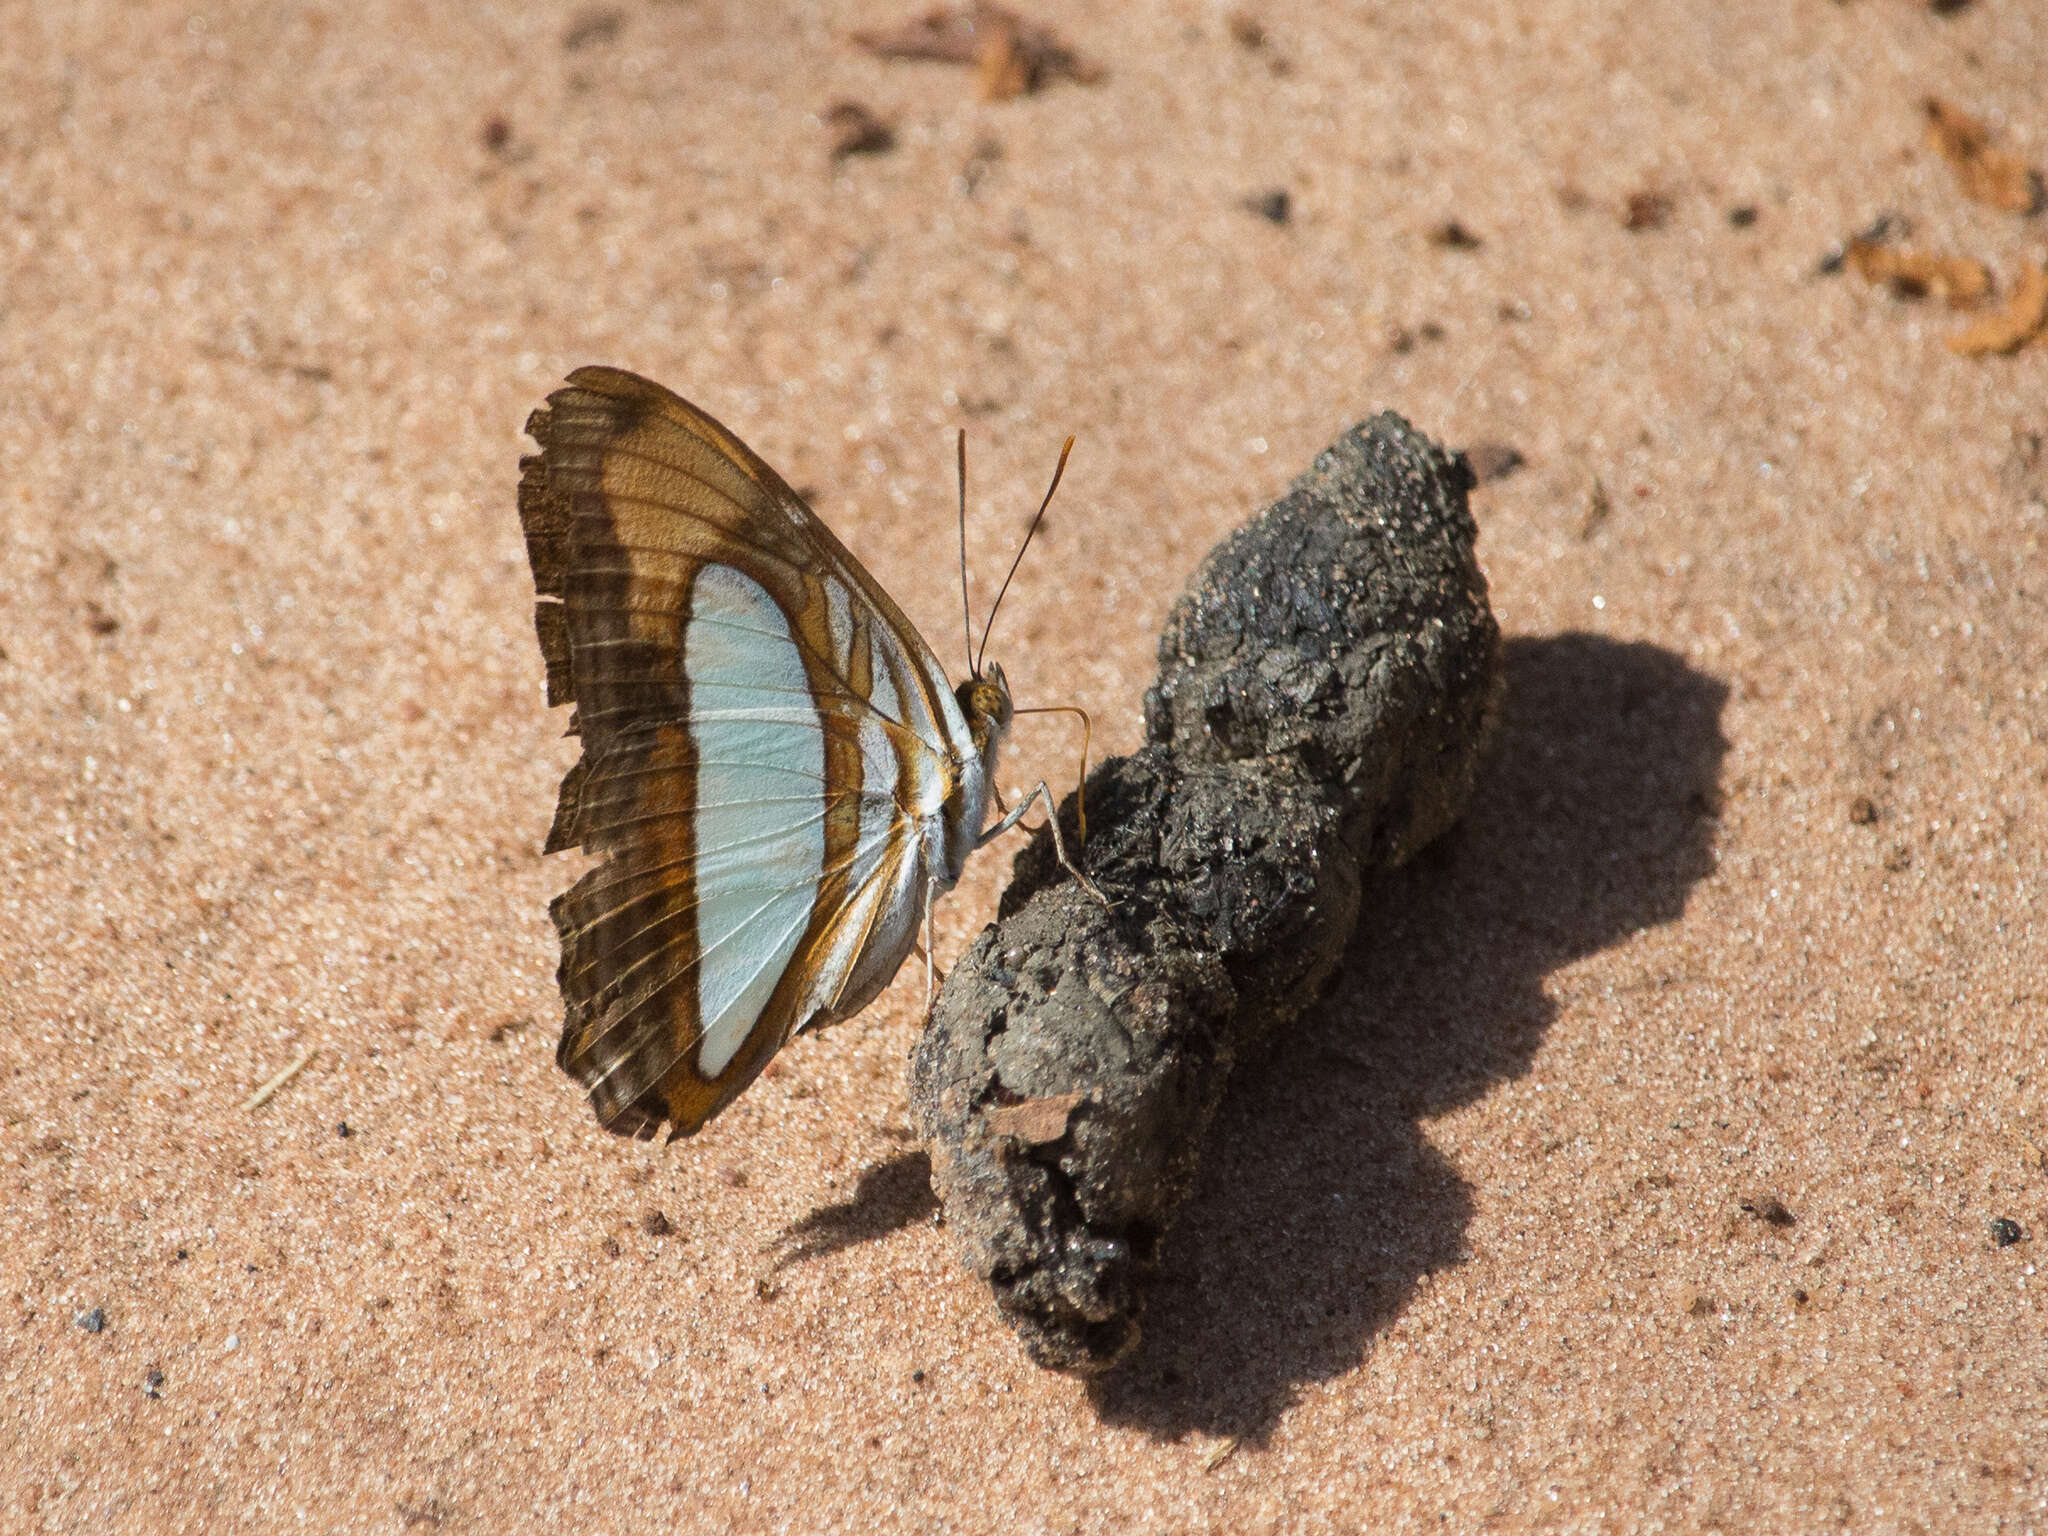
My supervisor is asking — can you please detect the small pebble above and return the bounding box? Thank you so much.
[825,102,896,162]
[1740,1192,1797,1229]
[1429,218,1482,250]
[76,1307,106,1333]
[1245,189,1290,225]
[143,1368,165,1398]
[1991,1217,2025,1247]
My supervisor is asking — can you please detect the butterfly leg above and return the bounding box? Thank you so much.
[920,869,943,1015]
[977,782,1111,906]
[910,940,949,988]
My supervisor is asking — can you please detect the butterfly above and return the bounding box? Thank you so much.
[517,366,1095,1140]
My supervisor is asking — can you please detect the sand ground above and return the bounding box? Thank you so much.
[4,1,2046,1531]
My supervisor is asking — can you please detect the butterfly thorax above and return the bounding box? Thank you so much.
[938,662,1013,886]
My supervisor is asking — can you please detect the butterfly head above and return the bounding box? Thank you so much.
[958,660,1014,769]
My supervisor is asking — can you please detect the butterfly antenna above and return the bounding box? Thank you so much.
[976,435,1075,676]
[957,428,975,679]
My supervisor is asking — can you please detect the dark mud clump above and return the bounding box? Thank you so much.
[909,414,1502,1374]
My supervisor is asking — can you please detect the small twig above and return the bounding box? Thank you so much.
[245,1046,315,1110]
[1203,1436,1242,1472]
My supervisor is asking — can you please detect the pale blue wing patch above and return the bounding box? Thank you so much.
[685,564,829,1078]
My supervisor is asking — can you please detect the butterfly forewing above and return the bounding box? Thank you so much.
[519,367,976,1139]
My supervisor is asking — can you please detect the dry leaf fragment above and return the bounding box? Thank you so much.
[1579,476,1612,540]
[973,16,1032,102]
[984,1091,1086,1145]
[854,5,986,64]
[853,5,1101,100]
[1203,1436,1242,1471]
[1227,12,1267,49]
[562,7,624,51]
[1622,190,1673,231]
[825,102,896,160]
[1923,97,2045,214]
[1946,261,2048,354]
[1818,211,1906,275]
[1462,442,1525,484]
[1845,240,1991,307]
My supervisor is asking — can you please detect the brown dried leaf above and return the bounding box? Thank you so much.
[974,17,1032,102]
[1845,240,1992,307]
[1946,261,2048,355]
[852,5,1100,97]
[1622,189,1673,232]
[854,5,979,64]
[984,1091,1086,1146]
[1227,11,1267,49]
[1923,97,2045,214]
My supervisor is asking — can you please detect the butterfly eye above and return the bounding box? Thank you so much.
[975,682,1009,724]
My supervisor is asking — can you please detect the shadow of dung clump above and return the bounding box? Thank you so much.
[1091,632,1728,1439]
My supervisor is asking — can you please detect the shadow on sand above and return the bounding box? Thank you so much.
[1088,632,1728,1440]
[770,1149,940,1271]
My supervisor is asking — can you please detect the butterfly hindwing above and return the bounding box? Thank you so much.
[519,367,969,1138]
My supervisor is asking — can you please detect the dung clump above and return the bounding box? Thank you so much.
[910,414,1502,1373]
